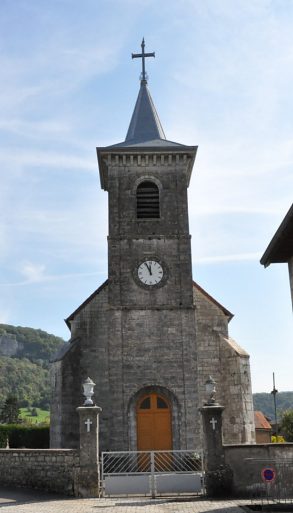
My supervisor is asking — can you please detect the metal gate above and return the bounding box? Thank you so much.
[101,450,204,497]
[246,458,293,504]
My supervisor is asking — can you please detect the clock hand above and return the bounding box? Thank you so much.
[145,262,152,275]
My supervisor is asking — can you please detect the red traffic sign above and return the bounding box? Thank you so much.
[261,467,276,483]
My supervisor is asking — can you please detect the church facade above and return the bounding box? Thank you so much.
[50,42,255,451]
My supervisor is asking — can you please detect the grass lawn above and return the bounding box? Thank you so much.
[20,407,50,425]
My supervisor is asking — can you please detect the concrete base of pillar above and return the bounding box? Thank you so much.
[75,468,100,498]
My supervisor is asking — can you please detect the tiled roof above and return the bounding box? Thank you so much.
[254,410,272,430]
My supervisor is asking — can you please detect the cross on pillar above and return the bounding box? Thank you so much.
[85,418,92,433]
[132,38,155,83]
[210,417,217,430]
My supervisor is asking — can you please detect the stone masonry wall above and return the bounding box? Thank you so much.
[0,449,79,496]
[74,294,198,452]
[107,161,194,310]
[220,336,255,444]
[194,286,255,445]
[51,278,255,450]
[224,443,293,496]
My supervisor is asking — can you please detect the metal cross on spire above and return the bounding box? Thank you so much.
[132,38,155,83]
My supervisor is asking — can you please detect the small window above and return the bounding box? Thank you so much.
[139,397,151,409]
[157,397,168,409]
[136,181,160,219]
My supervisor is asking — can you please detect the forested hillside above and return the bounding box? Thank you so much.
[253,392,293,419]
[0,324,65,410]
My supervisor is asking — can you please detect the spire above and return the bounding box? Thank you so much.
[125,81,166,144]
[97,40,198,188]
[104,39,193,149]
[124,39,166,144]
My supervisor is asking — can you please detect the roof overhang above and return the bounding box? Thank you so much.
[193,280,234,322]
[260,204,293,267]
[65,280,108,328]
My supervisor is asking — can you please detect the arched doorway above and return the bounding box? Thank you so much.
[136,392,172,450]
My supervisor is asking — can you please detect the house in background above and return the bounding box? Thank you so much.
[254,411,272,443]
[260,204,293,310]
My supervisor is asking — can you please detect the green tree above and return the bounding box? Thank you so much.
[0,395,21,424]
[0,357,51,406]
[280,409,293,442]
[253,392,293,419]
[0,323,65,411]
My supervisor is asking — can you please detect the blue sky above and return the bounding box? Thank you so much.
[1,0,292,393]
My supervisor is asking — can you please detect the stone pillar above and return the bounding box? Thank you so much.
[200,404,225,470]
[76,405,102,497]
[200,404,233,497]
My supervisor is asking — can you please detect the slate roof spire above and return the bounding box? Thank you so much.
[124,38,166,145]
[125,81,166,144]
[101,40,197,153]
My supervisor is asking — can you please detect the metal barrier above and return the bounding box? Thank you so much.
[245,458,293,504]
[101,450,204,497]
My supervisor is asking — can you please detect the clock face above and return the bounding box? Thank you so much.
[137,260,164,286]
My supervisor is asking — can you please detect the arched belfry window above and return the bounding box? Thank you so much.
[136,181,160,219]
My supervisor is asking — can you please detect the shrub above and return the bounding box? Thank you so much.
[271,435,285,443]
[280,409,293,442]
[205,464,233,497]
[0,424,49,448]
[0,426,9,448]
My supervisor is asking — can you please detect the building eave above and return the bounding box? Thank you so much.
[50,336,80,363]
[260,204,293,267]
[193,280,234,321]
[65,279,109,329]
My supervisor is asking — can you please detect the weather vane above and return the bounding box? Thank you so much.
[132,38,155,83]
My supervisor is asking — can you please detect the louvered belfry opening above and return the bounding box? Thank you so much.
[136,181,160,219]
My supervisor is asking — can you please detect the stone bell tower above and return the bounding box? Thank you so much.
[97,54,197,311]
[95,39,199,450]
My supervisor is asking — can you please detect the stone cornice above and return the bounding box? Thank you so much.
[97,146,197,190]
[107,235,191,241]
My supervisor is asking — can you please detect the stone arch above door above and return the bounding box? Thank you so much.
[128,385,181,451]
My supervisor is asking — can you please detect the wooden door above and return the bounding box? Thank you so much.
[137,393,172,451]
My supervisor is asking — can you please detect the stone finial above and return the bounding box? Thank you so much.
[205,376,217,405]
[82,377,96,406]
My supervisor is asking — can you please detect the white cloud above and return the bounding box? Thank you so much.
[0,118,72,139]
[0,270,105,288]
[0,309,10,324]
[21,263,46,283]
[0,149,96,173]
[194,252,260,265]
